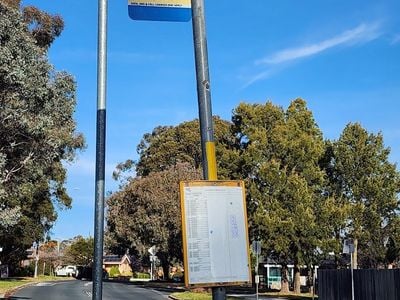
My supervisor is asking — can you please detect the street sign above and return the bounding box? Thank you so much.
[128,0,192,22]
[343,239,354,254]
[148,245,156,256]
[252,241,261,255]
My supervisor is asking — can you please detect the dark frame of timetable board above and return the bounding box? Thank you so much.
[180,180,252,287]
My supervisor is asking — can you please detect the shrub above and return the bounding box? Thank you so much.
[14,265,34,277]
[109,266,120,277]
[133,272,150,279]
[121,270,133,277]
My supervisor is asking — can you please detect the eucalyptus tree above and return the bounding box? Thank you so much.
[0,2,84,270]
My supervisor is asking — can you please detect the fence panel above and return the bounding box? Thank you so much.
[318,269,400,300]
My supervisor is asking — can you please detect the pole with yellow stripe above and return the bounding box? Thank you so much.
[191,0,218,181]
[191,0,224,298]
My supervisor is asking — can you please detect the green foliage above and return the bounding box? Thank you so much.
[109,266,120,277]
[107,95,400,283]
[133,272,150,279]
[14,264,35,277]
[64,237,94,266]
[107,162,202,270]
[231,99,338,292]
[0,2,84,271]
[324,123,400,268]
[108,117,232,269]
[0,206,21,228]
[113,117,233,179]
[385,237,400,265]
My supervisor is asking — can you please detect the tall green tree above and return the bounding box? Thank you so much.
[109,117,236,274]
[232,99,338,293]
[0,2,84,271]
[326,123,400,268]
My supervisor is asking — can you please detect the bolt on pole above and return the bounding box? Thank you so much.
[93,0,108,299]
[191,0,224,299]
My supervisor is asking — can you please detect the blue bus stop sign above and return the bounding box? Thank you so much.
[128,0,191,22]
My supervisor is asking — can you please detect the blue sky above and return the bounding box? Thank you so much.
[22,0,400,240]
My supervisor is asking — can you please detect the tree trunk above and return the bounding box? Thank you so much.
[161,260,169,280]
[293,264,301,294]
[280,265,290,293]
[352,238,358,269]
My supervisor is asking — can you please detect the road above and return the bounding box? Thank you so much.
[8,280,292,300]
[9,280,170,300]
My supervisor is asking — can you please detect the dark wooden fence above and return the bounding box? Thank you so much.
[318,269,400,300]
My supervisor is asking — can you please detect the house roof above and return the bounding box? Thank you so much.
[103,254,131,265]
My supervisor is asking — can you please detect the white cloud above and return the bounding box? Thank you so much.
[256,22,382,65]
[241,22,383,89]
[241,70,274,89]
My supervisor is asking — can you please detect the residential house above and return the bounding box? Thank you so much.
[103,254,132,276]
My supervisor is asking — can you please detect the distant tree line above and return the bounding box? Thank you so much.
[21,236,93,276]
[0,0,84,273]
[106,99,400,293]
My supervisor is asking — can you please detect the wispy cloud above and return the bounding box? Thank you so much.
[256,22,382,65]
[241,69,275,89]
[242,22,383,88]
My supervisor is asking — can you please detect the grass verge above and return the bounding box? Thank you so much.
[0,275,73,295]
[170,291,237,300]
[262,292,317,299]
[170,291,317,300]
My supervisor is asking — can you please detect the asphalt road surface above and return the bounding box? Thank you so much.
[9,280,170,300]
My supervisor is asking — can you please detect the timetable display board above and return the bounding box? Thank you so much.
[128,0,191,22]
[180,180,251,287]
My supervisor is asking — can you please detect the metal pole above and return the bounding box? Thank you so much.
[93,0,108,298]
[191,0,217,181]
[191,0,222,299]
[312,268,315,300]
[34,242,39,278]
[150,258,153,281]
[256,252,259,300]
[350,252,354,300]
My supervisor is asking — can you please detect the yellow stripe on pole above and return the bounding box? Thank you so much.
[206,141,217,180]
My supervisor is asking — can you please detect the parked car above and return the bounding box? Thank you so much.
[55,265,77,277]
[75,266,108,280]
